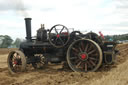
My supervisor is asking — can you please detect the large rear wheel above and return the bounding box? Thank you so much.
[7,50,26,74]
[67,39,102,72]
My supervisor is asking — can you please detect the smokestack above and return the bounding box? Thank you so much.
[24,18,32,41]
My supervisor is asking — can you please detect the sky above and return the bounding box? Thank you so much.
[0,0,128,40]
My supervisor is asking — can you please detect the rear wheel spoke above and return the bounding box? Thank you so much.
[85,62,87,72]
[87,44,93,52]
[89,57,98,61]
[72,47,79,53]
[88,49,96,55]
[87,61,93,69]
[85,43,89,52]
[89,60,96,66]
[74,59,80,64]
[79,47,83,53]
[90,53,98,56]
[76,61,82,68]
[72,51,79,57]
[80,42,85,51]
[70,56,77,60]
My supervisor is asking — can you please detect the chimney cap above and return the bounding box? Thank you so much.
[24,18,32,20]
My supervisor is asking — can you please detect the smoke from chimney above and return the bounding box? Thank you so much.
[12,0,29,17]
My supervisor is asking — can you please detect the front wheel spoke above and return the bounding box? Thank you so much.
[14,65,18,71]
[12,58,14,63]
[13,64,16,67]
[16,65,19,71]
[17,65,21,71]
[13,53,17,58]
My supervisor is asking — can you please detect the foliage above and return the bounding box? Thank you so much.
[0,33,128,48]
[104,34,128,41]
[0,35,13,48]
[13,38,22,48]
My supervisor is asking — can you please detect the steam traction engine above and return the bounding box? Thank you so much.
[7,18,118,74]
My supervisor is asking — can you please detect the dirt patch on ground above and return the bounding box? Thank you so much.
[0,48,18,55]
[0,44,128,85]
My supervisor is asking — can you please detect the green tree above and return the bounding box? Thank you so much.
[0,35,13,48]
[13,38,22,48]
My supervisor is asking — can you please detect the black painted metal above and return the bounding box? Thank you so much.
[24,18,32,42]
[20,18,118,66]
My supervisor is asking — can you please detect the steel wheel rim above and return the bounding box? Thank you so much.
[8,51,25,73]
[67,39,102,72]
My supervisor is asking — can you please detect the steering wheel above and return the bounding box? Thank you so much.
[48,24,70,48]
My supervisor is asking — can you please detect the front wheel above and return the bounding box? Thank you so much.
[7,50,27,74]
[67,39,103,72]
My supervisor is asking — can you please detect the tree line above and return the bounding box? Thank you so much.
[0,35,22,48]
[0,33,128,48]
[104,34,128,41]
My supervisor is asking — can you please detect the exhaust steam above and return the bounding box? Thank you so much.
[12,0,29,17]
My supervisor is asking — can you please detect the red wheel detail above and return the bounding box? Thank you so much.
[81,54,87,60]
[7,50,26,74]
[14,61,17,64]
[67,39,102,72]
